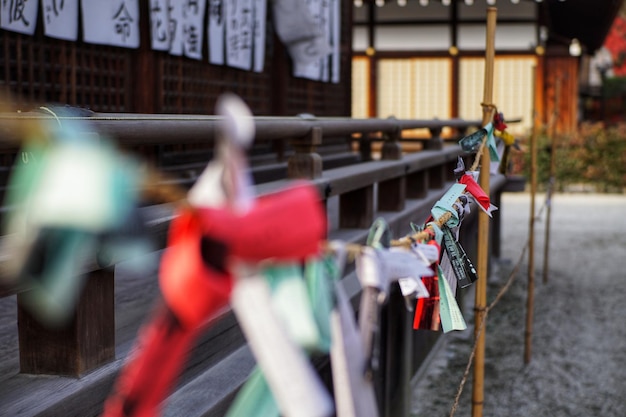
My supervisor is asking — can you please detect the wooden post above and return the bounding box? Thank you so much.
[543,76,560,284]
[381,128,403,160]
[378,122,406,214]
[287,127,323,179]
[378,176,406,212]
[18,268,116,376]
[472,7,497,417]
[339,186,374,229]
[525,68,538,364]
[425,126,443,150]
[359,132,374,162]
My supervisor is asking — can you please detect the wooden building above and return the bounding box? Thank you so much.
[0,1,352,118]
[0,0,622,133]
[352,0,624,135]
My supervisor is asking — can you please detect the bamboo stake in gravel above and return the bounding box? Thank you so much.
[525,68,538,364]
[543,76,561,284]
[471,7,497,417]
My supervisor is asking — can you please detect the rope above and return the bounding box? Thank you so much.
[139,166,192,208]
[480,103,498,115]
[38,106,63,127]
[391,104,498,248]
[467,103,497,173]
[390,211,452,248]
[468,133,489,173]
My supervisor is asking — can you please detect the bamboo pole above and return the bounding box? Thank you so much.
[543,76,560,284]
[471,7,497,417]
[524,68,538,364]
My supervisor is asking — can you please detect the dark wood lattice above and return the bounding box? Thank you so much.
[0,3,352,118]
[1,32,131,113]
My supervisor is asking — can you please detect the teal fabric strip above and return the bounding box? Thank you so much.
[304,258,334,353]
[224,366,280,417]
[263,264,321,351]
[486,123,500,162]
[426,221,444,246]
[437,266,467,333]
[430,183,467,228]
[366,217,391,249]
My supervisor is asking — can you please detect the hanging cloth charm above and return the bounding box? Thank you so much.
[412,238,441,331]
[357,218,392,377]
[440,225,478,289]
[231,265,335,417]
[430,183,467,228]
[1,117,143,327]
[225,366,281,417]
[493,111,508,131]
[381,247,433,303]
[457,172,498,217]
[102,303,202,417]
[459,128,488,153]
[264,263,322,351]
[330,281,380,417]
[437,265,467,333]
[485,122,500,163]
[226,258,333,417]
[103,206,234,417]
[304,256,338,353]
[494,128,520,175]
[159,208,234,329]
[224,187,330,417]
[355,247,385,379]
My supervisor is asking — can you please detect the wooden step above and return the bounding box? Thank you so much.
[162,345,256,417]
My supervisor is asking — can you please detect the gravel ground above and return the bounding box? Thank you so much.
[411,192,626,417]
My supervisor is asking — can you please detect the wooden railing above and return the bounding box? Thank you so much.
[0,113,510,417]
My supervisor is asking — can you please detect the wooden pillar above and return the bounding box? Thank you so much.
[18,268,116,377]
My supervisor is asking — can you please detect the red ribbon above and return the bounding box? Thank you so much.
[458,173,492,215]
[413,239,441,331]
[103,183,326,417]
[493,112,508,131]
[102,304,201,417]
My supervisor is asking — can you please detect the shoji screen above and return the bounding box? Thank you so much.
[459,56,536,134]
[377,58,451,120]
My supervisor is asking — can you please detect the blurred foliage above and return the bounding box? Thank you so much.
[515,122,626,193]
[603,76,626,97]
